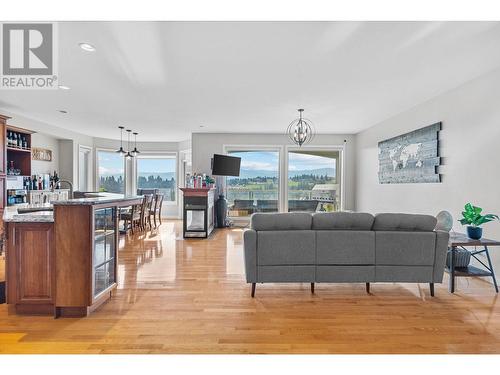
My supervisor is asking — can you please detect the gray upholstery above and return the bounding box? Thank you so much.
[316,231,375,265]
[317,266,375,282]
[434,230,450,283]
[244,212,449,291]
[258,266,315,282]
[243,229,257,282]
[251,212,312,231]
[312,212,374,230]
[258,231,315,265]
[372,213,437,231]
[375,266,433,282]
[375,232,436,266]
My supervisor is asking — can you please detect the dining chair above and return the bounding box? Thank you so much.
[120,202,142,234]
[150,194,164,228]
[141,194,154,231]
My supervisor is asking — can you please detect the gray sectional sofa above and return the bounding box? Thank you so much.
[243,212,449,297]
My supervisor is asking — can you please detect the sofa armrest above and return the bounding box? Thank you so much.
[433,230,450,282]
[243,229,257,283]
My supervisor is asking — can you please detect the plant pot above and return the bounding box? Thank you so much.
[467,226,483,240]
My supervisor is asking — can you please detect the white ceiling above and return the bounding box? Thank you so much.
[2,21,500,141]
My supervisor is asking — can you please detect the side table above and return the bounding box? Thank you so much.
[446,233,499,293]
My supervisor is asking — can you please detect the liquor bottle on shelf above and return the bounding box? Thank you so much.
[8,161,14,175]
[17,133,22,147]
[22,136,27,149]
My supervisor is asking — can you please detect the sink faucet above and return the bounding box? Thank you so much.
[58,180,73,199]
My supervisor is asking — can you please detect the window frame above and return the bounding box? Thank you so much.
[284,145,345,212]
[95,147,127,194]
[223,145,284,218]
[222,144,346,219]
[78,144,93,192]
[134,151,179,206]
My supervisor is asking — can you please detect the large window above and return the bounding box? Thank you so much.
[288,150,340,212]
[137,155,176,202]
[97,150,125,193]
[226,150,280,218]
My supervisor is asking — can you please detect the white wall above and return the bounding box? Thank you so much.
[355,66,500,277]
[192,133,356,210]
[30,132,60,175]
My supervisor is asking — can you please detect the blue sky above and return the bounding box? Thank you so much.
[98,151,175,176]
[229,151,336,171]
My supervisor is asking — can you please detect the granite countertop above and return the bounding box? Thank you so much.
[3,194,144,222]
[52,193,143,206]
[2,203,54,223]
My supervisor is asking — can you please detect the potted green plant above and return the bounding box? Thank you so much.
[459,203,499,240]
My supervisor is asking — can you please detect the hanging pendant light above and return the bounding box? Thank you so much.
[286,108,315,147]
[132,132,140,156]
[125,129,134,159]
[116,126,127,155]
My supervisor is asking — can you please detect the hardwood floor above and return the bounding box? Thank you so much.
[0,221,499,354]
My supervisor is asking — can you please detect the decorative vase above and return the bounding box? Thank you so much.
[215,194,228,228]
[467,226,483,240]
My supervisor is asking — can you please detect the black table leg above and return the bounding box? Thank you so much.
[484,246,499,293]
[449,246,456,293]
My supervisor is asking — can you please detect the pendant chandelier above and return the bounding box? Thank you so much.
[132,132,140,156]
[116,126,127,155]
[117,126,140,158]
[125,129,134,159]
[287,108,315,147]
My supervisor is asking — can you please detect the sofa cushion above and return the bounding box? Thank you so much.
[375,266,433,282]
[317,265,375,282]
[312,212,374,230]
[257,230,315,265]
[375,232,436,266]
[251,212,312,231]
[372,213,437,231]
[316,231,375,264]
[258,266,315,282]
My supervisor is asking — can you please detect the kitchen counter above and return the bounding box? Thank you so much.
[2,203,54,223]
[52,192,143,206]
[2,193,143,222]
[3,193,144,317]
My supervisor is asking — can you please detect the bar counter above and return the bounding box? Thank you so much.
[3,193,143,317]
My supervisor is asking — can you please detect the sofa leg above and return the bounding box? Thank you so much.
[251,283,256,298]
[429,283,435,297]
[311,282,315,294]
[366,282,370,294]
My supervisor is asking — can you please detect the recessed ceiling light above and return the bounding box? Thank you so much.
[79,42,96,52]
[58,110,68,114]
[58,85,70,90]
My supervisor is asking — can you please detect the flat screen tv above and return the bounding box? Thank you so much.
[211,154,241,176]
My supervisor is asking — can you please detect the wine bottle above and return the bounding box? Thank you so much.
[17,133,21,147]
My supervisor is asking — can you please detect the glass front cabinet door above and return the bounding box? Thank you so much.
[93,207,117,298]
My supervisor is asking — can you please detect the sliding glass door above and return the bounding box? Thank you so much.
[287,149,340,212]
[225,149,280,218]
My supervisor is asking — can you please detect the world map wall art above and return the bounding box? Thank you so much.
[378,122,441,183]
